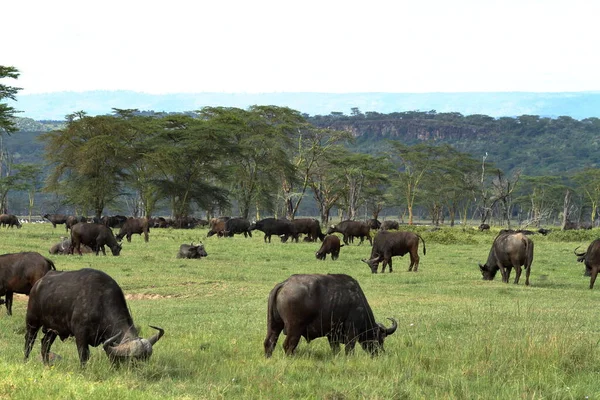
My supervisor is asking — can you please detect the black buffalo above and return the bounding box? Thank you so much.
[537,228,551,236]
[24,268,164,366]
[0,213,21,228]
[101,215,128,229]
[43,213,68,228]
[0,252,55,315]
[264,274,397,357]
[286,218,325,242]
[177,242,208,259]
[362,230,426,273]
[478,223,490,231]
[116,218,149,242]
[574,239,600,289]
[249,218,298,243]
[223,217,253,238]
[66,215,87,232]
[479,231,534,285]
[380,220,400,231]
[70,222,122,256]
[366,218,382,230]
[315,235,343,260]
[326,220,372,245]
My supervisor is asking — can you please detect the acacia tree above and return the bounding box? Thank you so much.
[15,163,43,221]
[513,175,566,227]
[40,112,131,218]
[0,66,21,135]
[573,168,600,225]
[309,146,347,224]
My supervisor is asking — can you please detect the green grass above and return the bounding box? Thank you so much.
[1,224,600,399]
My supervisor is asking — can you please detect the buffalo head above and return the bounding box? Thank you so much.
[479,263,499,280]
[103,325,164,363]
[362,256,382,273]
[361,318,398,355]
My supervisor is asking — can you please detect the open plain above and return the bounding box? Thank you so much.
[0,223,599,399]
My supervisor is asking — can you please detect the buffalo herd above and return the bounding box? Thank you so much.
[0,214,599,366]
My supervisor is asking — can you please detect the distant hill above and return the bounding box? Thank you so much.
[10,91,600,121]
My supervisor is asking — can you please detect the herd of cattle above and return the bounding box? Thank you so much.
[1,212,599,367]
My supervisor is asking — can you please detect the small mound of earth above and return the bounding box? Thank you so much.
[125,293,172,300]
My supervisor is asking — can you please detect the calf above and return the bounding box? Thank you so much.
[315,235,343,260]
[116,218,149,242]
[326,220,372,245]
[0,252,55,315]
[362,230,426,273]
[177,242,208,259]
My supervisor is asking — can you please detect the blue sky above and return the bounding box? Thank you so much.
[3,0,599,95]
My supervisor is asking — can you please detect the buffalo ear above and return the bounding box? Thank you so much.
[479,263,485,271]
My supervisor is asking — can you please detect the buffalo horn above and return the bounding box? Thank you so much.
[147,325,164,345]
[102,332,122,350]
[385,318,397,335]
[574,246,586,257]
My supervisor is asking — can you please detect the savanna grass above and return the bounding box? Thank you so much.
[0,223,599,399]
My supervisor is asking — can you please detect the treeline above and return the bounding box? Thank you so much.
[2,108,600,228]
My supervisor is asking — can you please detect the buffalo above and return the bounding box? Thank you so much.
[380,220,400,231]
[264,274,397,357]
[0,252,55,315]
[315,235,343,260]
[478,223,490,231]
[0,213,21,228]
[177,242,208,259]
[249,218,298,243]
[223,217,253,238]
[362,230,426,273]
[574,239,600,289]
[479,231,534,285]
[116,217,149,243]
[285,218,325,242]
[101,215,128,229]
[366,218,381,230]
[43,213,68,228]
[70,222,122,256]
[66,215,86,231]
[207,217,230,237]
[326,220,372,245]
[49,237,94,255]
[24,268,164,366]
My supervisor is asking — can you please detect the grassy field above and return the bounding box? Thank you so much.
[0,223,599,399]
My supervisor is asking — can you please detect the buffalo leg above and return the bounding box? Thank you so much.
[24,325,40,361]
[590,266,599,289]
[513,265,522,284]
[127,234,132,243]
[525,265,531,286]
[264,325,284,358]
[41,330,58,365]
[144,231,149,242]
[5,291,13,316]
[408,251,419,272]
[344,339,357,355]
[282,330,302,356]
[327,336,341,355]
[75,337,91,366]
[380,260,387,273]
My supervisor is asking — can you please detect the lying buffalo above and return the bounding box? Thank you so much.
[326,220,372,245]
[380,220,400,231]
[70,222,122,256]
[315,235,343,260]
[177,242,208,259]
[0,214,21,228]
[0,252,55,315]
[362,230,426,273]
[264,274,397,357]
[49,237,93,255]
[24,268,164,366]
[249,218,298,243]
[479,231,534,285]
[574,239,600,289]
[478,223,490,231]
[116,218,149,243]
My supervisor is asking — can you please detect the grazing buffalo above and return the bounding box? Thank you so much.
[66,215,86,232]
[380,220,400,231]
[264,274,397,357]
[478,223,490,231]
[0,252,55,315]
[285,218,325,242]
[574,239,600,289]
[0,213,21,228]
[116,218,149,243]
[70,222,122,256]
[24,268,164,366]
[479,231,534,285]
[366,218,382,230]
[362,230,426,273]
[177,242,208,259]
[315,235,343,260]
[249,218,298,243]
[101,215,128,229]
[43,214,69,228]
[223,217,253,238]
[326,220,372,245]
[49,237,93,255]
